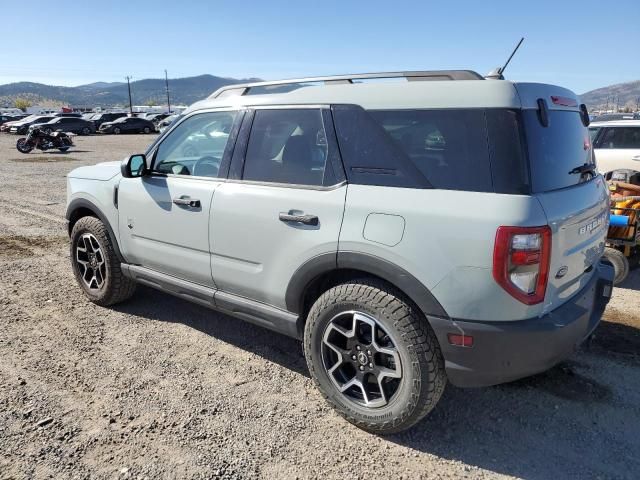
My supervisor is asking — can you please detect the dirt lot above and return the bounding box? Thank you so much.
[0,132,639,480]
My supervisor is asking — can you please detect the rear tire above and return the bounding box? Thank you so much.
[70,216,136,306]
[603,247,629,285]
[81,126,90,135]
[304,279,446,434]
[143,126,151,134]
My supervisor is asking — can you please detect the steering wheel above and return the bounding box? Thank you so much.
[192,156,220,177]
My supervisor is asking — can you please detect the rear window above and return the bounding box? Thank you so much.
[523,110,594,192]
[332,106,529,193]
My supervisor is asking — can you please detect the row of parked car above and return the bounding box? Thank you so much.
[0,111,176,136]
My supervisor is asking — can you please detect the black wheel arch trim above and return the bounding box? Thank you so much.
[285,250,448,319]
[66,198,126,263]
[285,252,338,314]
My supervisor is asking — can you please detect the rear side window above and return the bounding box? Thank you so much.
[242,109,333,186]
[332,105,528,193]
[523,110,593,192]
[594,127,640,149]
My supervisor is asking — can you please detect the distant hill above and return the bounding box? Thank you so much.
[3,74,639,112]
[581,80,640,111]
[0,74,260,108]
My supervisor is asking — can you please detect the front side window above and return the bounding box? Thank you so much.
[595,127,640,149]
[242,109,330,186]
[154,111,237,178]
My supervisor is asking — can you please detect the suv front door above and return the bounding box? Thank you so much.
[117,109,241,286]
[210,107,347,311]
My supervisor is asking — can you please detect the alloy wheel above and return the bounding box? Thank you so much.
[321,311,402,408]
[76,233,106,290]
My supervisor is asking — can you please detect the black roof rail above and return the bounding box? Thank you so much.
[209,70,483,99]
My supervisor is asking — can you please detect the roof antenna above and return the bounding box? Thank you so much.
[485,37,524,80]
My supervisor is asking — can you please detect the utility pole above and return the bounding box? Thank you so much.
[125,76,133,115]
[164,69,171,113]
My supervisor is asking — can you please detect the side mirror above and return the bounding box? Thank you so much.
[121,154,147,178]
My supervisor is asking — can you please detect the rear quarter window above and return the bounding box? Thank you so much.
[332,105,529,193]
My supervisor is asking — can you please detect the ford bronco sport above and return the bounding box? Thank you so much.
[66,70,614,434]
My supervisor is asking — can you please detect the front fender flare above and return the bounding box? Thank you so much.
[66,197,126,263]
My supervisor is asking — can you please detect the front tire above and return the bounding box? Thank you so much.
[81,126,91,135]
[70,216,136,306]
[113,127,121,135]
[304,279,446,434]
[143,126,151,134]
[16,138,33,153]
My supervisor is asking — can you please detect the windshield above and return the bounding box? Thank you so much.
[523,110,594,193]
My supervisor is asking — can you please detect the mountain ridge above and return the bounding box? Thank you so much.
[0,74,260,108]
[580,79,640,111]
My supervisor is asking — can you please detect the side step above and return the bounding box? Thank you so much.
[121,264,300,338]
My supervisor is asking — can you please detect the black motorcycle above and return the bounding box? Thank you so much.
[16,127,74,154]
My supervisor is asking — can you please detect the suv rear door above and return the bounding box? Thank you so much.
[517,93,610,312]
[209,107,347,311]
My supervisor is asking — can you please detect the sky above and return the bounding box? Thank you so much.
[1,0,638,94]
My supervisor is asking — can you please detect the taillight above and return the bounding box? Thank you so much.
[493,226,552,305]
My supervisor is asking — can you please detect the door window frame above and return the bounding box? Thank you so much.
[144,107,245,181]
[227,104,346,190]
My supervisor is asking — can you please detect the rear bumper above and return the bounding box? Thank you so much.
[429,261,614,387]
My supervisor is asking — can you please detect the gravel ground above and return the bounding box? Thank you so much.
[0,133,639,480]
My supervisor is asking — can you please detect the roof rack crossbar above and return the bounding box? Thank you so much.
[209,70,483,98]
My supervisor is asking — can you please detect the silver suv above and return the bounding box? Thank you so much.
[66,70,614,434]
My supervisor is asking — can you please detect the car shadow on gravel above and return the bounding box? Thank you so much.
[113,286,309,376]
[388,360,628,480]
[113,288,638,480]
[617,268,640,291]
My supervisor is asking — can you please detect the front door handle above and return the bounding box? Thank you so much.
[279,212,319,226]
[173,196,201,208]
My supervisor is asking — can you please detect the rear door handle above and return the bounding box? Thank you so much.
[173,196,201,208]
[279,212,319,226]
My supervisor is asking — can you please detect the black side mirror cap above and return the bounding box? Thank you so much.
[121,154,147,178]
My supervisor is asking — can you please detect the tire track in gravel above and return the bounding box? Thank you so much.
[0,196,66,225]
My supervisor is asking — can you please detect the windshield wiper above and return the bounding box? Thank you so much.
[568,163,597,176]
